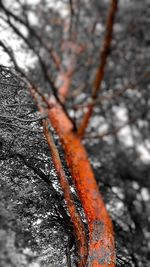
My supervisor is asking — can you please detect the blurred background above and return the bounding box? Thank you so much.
[0,0,150,266]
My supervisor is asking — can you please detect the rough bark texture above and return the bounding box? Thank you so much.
[48,104,115,266]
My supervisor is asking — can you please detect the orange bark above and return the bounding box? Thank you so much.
[27,3,117,260]
[78,0,118,138]
[29,86,88,266]
[57,68,75,102]
[43,121,88,267]
[28,85,116,266]
[48,103,115,266]
[58,42,86,101]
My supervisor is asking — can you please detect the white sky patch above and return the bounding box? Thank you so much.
[91,158,102,168]
[131,125,141,139]
[0,40,37,70]
[4,0,20,10]
[132,181,140,190]
[114,201,124,211]
[33,218,42,226]
[106,200,124,215]
[27,11,39,26]
[0,17,37,70]
[28,263,40,267]
[112,105,150,162]
[118,0,134,8]
[127,89,142,99]
[0,0,39,68]
[0,47,11,67]
[89,115,108,129]
[47,0,70,19]
[141,188,150,202]
[70,186,76,194]
[113,105,128,123]
[75,93,87,103]
[89,114,109,135]
[95,23,104,35]
[137,119,148,128]
[103,135,114,145]
[145,139,150,150]
[23,247,35,256]
[112,105,134,146]
[0,0,68,69]
[98,123,109,133]
[21,0,40,4]
[112,186,124,200]
[114,23,123,33]
[136,144,150,163]
[5,0,41,7]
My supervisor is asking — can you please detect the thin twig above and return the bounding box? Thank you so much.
[0,121,42,132]
[0,113,47,123]
[1,103,36,107]
[0,81,24,88]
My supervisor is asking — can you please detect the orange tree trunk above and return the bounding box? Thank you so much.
[48,103,115,267]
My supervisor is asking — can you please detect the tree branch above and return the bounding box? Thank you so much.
[77,0,118,138]
[0,121,42,132]
[0,113,47,123]
[28,85,88,267]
